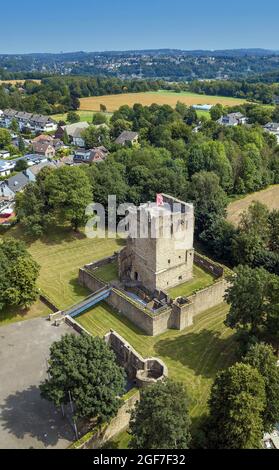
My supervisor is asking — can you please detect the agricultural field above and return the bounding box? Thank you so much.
[76,301,236,424]
[168,265,215,299]
[79,90,247,113]
[0,79,41,85]
[1,226,124,311]
[227,184,279,225]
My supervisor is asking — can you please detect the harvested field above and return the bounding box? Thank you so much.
[227,185,279,225]
[0,79,41,85]
[79,90,246,112]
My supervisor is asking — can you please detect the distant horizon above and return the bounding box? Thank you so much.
[1,0,279,54]
[1,47,279,56]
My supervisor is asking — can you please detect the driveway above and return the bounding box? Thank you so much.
[0,317,76,449]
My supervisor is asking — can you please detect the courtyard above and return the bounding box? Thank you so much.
[75,301,236,424]
[0,317,76,449]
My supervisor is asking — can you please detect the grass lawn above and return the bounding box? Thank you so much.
[196,109,211,120]
[51,110,112,124]
[79,90,247,113]
[0,299,51,327]
[2,225,124,310]
[103,430,131,449]
[76,301,236,422]
[94,261,119,282]
[168,265,215,299]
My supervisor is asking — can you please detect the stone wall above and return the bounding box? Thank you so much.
[85,254,117,271]
[106,289,155,335]
[78,254,229,337]
[177,278,229,330]
[39,294,59,313]
[194,252,224,278]
[104,330,167,387]
[78,267,107,293]
[65,315,90,335]
[73,390,140,449]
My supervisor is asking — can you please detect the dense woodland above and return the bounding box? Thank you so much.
[1,73,279,117]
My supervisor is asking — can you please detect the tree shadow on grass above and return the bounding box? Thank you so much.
[154,329,237,380]
[38,227,87,246]
[69,278,91,298]
[0,385,74,448]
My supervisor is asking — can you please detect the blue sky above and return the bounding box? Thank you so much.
[1,0,279,53]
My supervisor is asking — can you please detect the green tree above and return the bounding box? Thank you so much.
[61,129,69,145]
[40,334,125,421]
[111,118,132,139]
[244,343,279,432]
[0,128,12,148]
[92,112,108,125]
[210,104,223,121]
[189,171,227,234]
[183,106,198,125]
[268,209,279,252]
[0,238,39,311]
[207,363,266,449]
[232,202,270,265]
[15,158,28,172]
[225,265,279,341]
[9,118,19,133]
[45,166,92,231]
[129,380,191,449]
[67,111,80,123]
[18,135,25,154]
[81,125,111,149]
[16,166,92,234]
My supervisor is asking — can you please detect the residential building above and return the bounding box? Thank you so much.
[217,112,248,126]
[24,161,56,182]
[0,159,15,176]
[263,122,279,143]
[73,146,108,163]
[0,109,57,132]
[32,134,54,143]
[32,142,56,158]
[0,172,29,199]
[56,122,89,147]
[23,154,49,165]
[115,131,139,146]
[0,150,10,159]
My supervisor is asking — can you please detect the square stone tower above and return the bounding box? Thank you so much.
[119,194,194,292]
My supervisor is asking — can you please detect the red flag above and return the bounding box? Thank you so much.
[156,194,164,206]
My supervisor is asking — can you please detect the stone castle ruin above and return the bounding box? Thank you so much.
[119,194,194,292]
[76,193,229,336]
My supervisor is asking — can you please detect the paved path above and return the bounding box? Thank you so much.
[0,317,76,449]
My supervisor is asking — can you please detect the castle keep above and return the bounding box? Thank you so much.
[119,194,195,292]
[74,193,228,337]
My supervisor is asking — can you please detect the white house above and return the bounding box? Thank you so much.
[0,159,15,177]
[0,150,11,159]
[263,122,279,143]
[217,112,248,126]
[58,122,89,147]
